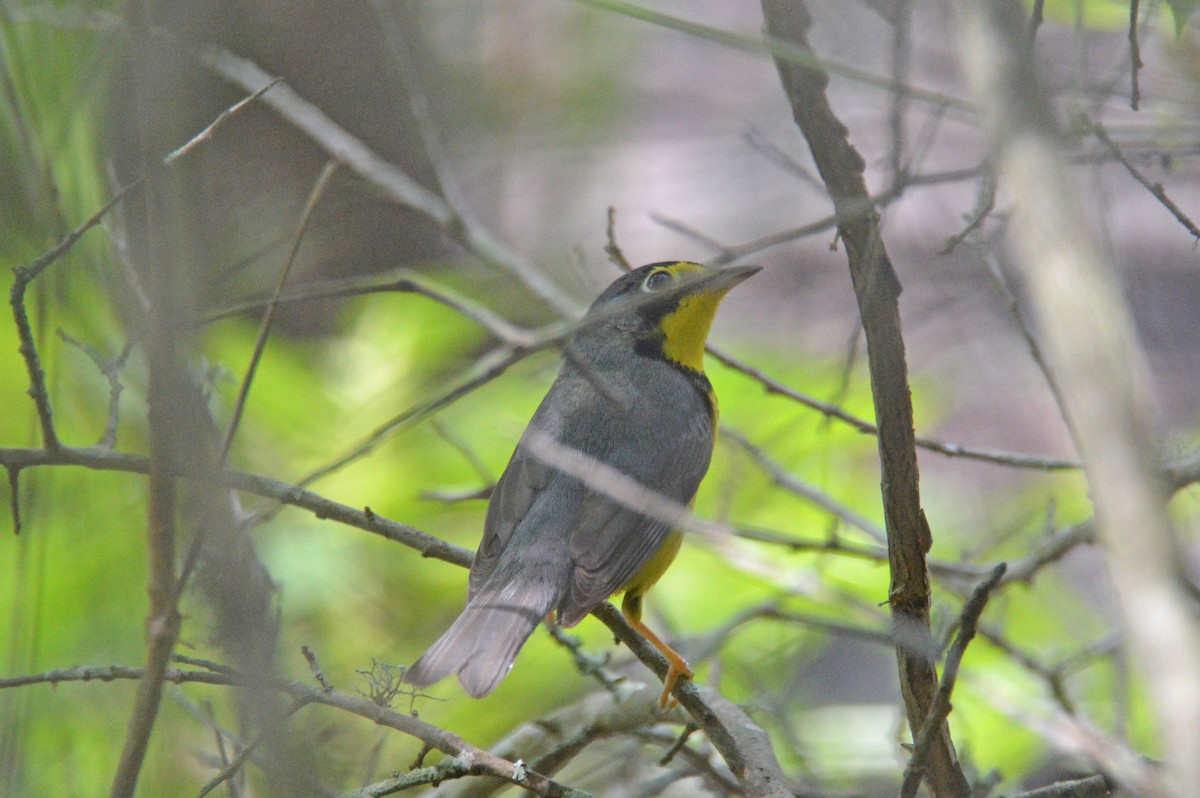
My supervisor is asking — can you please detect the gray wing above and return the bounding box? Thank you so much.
[467,371,581,600]
[468,451,551,599]
[557,365,715,625]
[468,359,715,624]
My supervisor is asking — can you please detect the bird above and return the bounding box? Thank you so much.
[405,260,760,707]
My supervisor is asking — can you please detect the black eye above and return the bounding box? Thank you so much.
[642,270,673,292]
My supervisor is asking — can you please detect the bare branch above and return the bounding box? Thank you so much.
[0,445,472,566]
[1129,0,1143,111]
[592,604,793,798]
[1,663,592,798]
[900,563,1007,798]
[604,206,633,272]
[57,331,133,449]
[196,42,580,316]
[219,159,340,464]
[761,2,971,794]
[1079,114,1200,241]
[1013,774,1109,798]
[708,345,1081,471]
[9,186,131,451]
[164,78,281,165]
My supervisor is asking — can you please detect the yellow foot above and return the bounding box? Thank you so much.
[657,656,694,709]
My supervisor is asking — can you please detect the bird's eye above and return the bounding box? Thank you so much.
[642,270,674,293]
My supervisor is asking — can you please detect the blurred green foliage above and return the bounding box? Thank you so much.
[0,3,1181,797]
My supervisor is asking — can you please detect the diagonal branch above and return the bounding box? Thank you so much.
[591,604,792,798]
[708,345,1080,471]
[901,563,1007,798]
[195,42,579,316]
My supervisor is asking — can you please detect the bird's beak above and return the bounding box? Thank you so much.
[686,264,762,295]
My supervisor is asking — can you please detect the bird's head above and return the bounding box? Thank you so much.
[577,261,760,372]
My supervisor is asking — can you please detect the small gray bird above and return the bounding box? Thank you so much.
[405,261,759,707]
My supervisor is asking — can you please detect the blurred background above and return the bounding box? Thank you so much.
[1,0,1198,795]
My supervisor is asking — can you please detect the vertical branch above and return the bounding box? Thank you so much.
[900,563,1007,798]
[109,6,182,794]
[108,390,182,798]
[1129,0,1142,111]
[108,249,184,798]
[886,0,913,188]
[957,3,1200,796]
[759,3,971,797]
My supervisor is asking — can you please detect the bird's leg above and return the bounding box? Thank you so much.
[622,593,692,709]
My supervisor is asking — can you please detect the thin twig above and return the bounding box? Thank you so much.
[886,0,913,189]
[658,723,699,767]
[1128,0,1142,112]
[982,245,1076,443]
[939,170,996,255]
[164,78,281,165]
[720,428,886,543]
[572,0,976,115]
[10,187,133,450]
[975,625,1078,715]
[1001,519,1094,585]
[219,159,340,464]
[742,125,824,189]
[301,645,335,693]
[57,331,133,448]
[605,206,633,272]
[708,345,1081,471]
[1,664,591,798]
[900,563,1007,798]
[430,419,495,487]
[1079,114,1200,241]
[543,621,624,693]
[196,695,314,798]
[197,42,580,315]
[203,271,534,347]
[651,213,736,260]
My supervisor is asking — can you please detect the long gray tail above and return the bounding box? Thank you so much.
[405,580,557,698]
